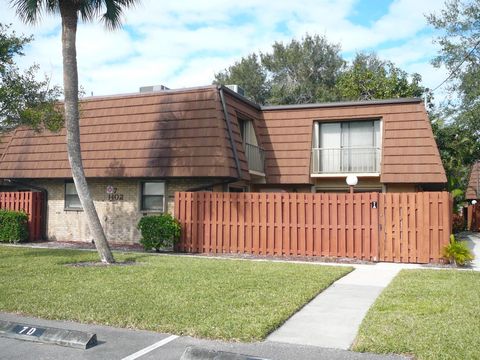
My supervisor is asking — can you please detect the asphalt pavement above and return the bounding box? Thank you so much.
[0,312,408,360]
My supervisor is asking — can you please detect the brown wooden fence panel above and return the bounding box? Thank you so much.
[0,191,44,241]
[175,191,380,261]
[175,191,452,263]
[467,204,480,231]
[378,191,451,263]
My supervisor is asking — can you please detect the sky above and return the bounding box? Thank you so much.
[0,0,450,102]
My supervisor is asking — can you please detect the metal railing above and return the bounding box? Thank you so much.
[311,147,381,174]
[245,142,265,174]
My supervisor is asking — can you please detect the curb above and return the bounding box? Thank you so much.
[0,320,97,349]
[180,346,270,360]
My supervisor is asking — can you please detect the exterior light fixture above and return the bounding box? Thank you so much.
[346,175,358,194]
[473,200,478,205]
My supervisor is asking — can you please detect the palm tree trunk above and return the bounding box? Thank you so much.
[60,4,114,264]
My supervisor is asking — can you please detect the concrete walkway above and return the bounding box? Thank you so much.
[267,262,420,350]
[462,232,480,271]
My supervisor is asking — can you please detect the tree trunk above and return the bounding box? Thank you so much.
[60,4,114,264]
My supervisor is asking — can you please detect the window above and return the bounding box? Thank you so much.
[312,120,381,173]
[141,182,165,211]
[238,117,265,174]
[65,181,82,210]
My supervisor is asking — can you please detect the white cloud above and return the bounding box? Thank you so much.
[1,0,450,106]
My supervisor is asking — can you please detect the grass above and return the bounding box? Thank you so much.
[353,269,480,360]
[0,245,351,341]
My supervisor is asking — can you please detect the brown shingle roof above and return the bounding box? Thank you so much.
[466,161,480,200]
[0,86,249,180]
[260,99,446,185]
[0,86,446,186]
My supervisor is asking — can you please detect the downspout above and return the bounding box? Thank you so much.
[218,86,242,179]
[3,179,48,241]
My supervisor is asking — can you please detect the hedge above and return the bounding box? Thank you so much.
[137,214,181,251]
[0,209,29,243]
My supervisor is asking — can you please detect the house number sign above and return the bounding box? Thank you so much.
[106,185,124,201]
[12,325,46,337]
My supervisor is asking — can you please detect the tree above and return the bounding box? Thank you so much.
[336,52,427,103]
[11,0,140,264]
[214,34,345,105]
[427,0,480,133]
[261,35,344,104]
[0,23,62,132]
[213,54,269,104]
[427,0,480,199]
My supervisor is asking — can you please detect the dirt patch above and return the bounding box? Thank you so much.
[65,260,141,267]
[193,252,375,265]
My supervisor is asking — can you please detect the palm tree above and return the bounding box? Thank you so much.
[11,0,140,263]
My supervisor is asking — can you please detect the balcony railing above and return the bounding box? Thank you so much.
[245,142,265,174]
[311,147,381,174]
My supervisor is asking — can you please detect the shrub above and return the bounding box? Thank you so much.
[0,209,29,243]
[442,234,474,266]
[137,214,181,251]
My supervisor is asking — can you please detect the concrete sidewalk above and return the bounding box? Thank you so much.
[267,263,420,350]
[462,232,480,271]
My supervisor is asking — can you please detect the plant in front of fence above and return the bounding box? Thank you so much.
[137,214,181,252]
[0,209,29,243]
[442,234,474,267]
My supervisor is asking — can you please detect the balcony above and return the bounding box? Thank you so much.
[245,142,265,174]
[311,147,381,174]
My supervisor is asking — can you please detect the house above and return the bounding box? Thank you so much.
[0,85,446,244]
[466,161,479,201]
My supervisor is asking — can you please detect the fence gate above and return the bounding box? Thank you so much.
[378,192,451,263]
[0,191,44,241]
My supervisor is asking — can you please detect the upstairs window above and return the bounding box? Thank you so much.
[141,181,165,211]
[65,181,82,210]
[238,118,258,146]
[312,120,381,173]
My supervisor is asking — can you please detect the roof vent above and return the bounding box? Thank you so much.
[139,85,170,93]
[225,84,245,96]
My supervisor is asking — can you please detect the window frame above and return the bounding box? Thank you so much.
[312,118,382,174]
[64,180,83,211]
[140,181,166,212]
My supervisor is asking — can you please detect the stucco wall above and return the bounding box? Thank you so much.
[33,178,215,244]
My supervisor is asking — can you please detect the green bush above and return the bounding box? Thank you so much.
[137,214,181,251]
[0,209,29,243]
[442,234,474,266]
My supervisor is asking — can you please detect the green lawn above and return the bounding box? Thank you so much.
[0,246,351,341]
[354,269,480,360]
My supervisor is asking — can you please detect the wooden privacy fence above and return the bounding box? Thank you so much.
[0,192,44,241]
[467,204,479,232]
[175,191,452,264]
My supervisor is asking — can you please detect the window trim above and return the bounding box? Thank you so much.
[140,181,166,212]
[64,180,83,211]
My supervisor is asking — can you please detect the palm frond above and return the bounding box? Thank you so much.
[10,0,59,24]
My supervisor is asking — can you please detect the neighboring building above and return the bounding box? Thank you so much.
[466,161,480,201]
[0,85,446,244]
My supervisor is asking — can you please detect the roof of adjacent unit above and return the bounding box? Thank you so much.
[0,86,250,180]
[466,161,480,200]
[0,85,446,185]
